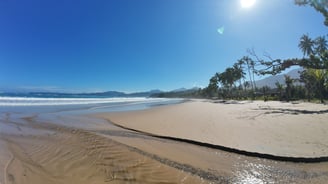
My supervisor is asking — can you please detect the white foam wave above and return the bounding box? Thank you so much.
[0,97,168,106]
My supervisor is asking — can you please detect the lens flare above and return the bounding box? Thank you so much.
[217,26,225,34]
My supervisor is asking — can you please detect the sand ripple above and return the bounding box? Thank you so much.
[1,108,328,184]
[2,122,205,184]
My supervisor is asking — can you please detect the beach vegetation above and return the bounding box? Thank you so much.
[159,32,328,102]
[294,0,328,26]
[153,2,328,103]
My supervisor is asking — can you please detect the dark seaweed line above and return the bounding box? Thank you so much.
[7,118,228,183]
[125,142,230,183]
[86,130,230,182]
[93,132,230,182]
[107,120,328,163]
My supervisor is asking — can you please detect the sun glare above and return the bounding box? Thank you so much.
[241,0,256,8]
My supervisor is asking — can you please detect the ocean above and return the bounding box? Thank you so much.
[0,96,183,114]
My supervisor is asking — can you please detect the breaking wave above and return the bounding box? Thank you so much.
[0,97,171,106]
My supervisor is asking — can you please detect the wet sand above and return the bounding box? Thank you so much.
[0,100,328,183]
[0,115,205,184]
[102,100,328,158]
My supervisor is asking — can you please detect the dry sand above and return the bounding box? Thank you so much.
[102,100,328,158]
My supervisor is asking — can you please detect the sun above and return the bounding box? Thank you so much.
[241,0,256,8]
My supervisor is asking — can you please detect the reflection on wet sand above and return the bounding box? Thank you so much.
[0,110,328,184]
[96,121,328,184]
[1,114,205,184]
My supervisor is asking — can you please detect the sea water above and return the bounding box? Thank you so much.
[0,96,183,114]
[0,96,183,135]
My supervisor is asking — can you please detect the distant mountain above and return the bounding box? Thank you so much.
[255,68,303,88]
[92,91,126,97]
[171,88,188,92]
[126,90,163,97]
[171,87,200,92]
[151,87,200,98]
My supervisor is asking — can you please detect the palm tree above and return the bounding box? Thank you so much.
[233,62,245,89]
[284,75,294,102]
[206,74,219,97]
[261,86,270,101]
[315,36,328,55]
[307,69,326,103]
[242,56,254,91]
[275,82,284,101]
[225,67,237,89]
[250,59,257,90]
[244,81,250,90]
[233,62,246,99]
[237,59,247,90]
[240,56,257,99]
[298,34,315,57]
[218,68,239,98]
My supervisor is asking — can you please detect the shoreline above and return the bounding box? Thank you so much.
[107,118,328,163]
[1,100,328,183]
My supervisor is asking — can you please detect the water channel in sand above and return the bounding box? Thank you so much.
[0,99,328,183]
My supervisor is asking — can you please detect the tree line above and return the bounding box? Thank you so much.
[154,1,328,102]
[201,33,327,103]
[198,1,328,103]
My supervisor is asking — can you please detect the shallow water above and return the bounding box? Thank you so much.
[1,100,328,183]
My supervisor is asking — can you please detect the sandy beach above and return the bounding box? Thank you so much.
[0,115,205,184]
[1,100,328,183]
[101,100,328,158]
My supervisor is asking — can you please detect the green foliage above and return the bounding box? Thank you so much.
[203,74,219,98]
[295,0,328,26]
[299,34,314,57]
[284,75,294,102]
[257,35,328,75]
[198,33,328,103]
[301,69,328,103]
[275,82,284,101]
[315,36,328,54]
[157,3,328,103]
[151,88,203,98]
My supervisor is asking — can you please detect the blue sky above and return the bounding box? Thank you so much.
[0,0,326,92]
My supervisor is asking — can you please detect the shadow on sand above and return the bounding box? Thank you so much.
[260,108,328,115]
